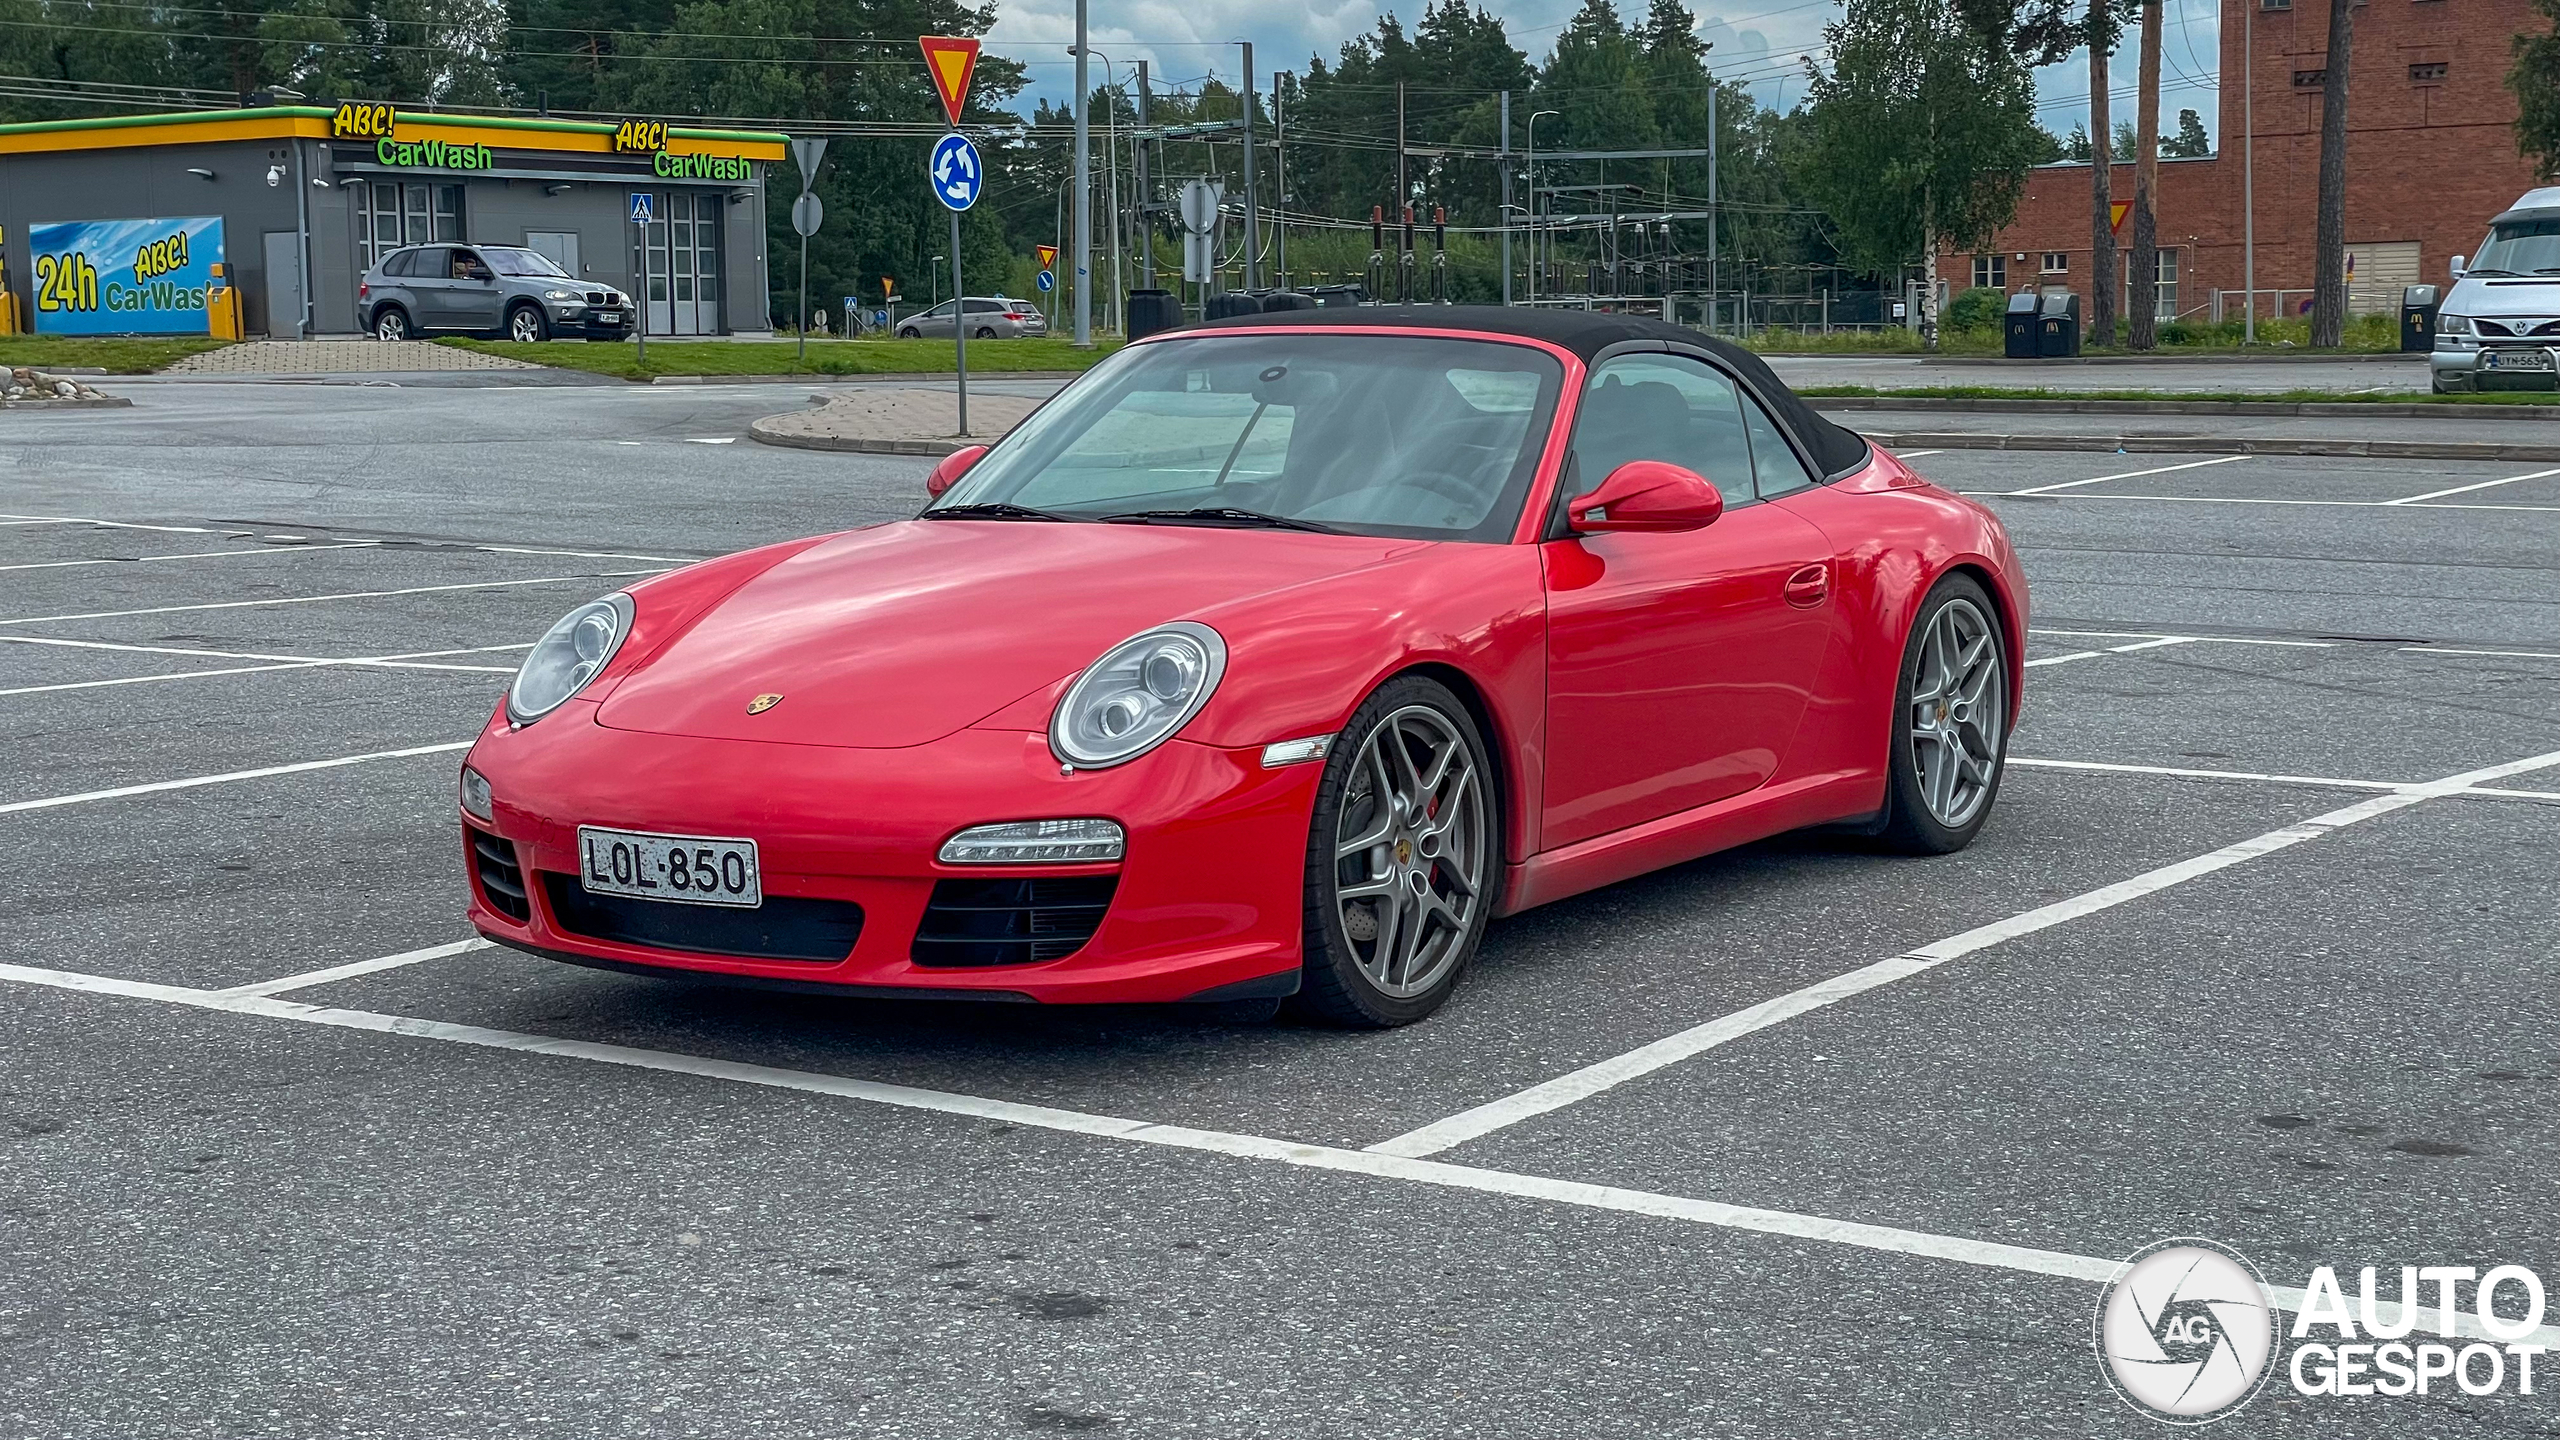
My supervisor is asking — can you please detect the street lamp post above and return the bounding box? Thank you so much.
[931,254,946,306]
[1072,45,1128,333]
[1526,109,1559,305]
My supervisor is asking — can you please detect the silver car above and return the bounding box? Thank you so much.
[895,296,1048,340]
[359,244,633,343]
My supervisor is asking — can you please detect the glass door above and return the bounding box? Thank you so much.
[642,193,724,335]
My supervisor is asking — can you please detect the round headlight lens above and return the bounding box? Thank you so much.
[507,593,634,724]
[1051,622,1227,768]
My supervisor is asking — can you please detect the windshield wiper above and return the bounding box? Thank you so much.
[2465,267,2519,277]
[1098,507,1341,534]
[922,502,1081,522]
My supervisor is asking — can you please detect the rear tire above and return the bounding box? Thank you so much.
[1290,676,1497,1028]
[374,307,411,342]
[1878,573,2009,855]
[974,325,998,339]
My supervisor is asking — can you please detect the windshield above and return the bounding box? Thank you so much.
[2468,218,2560,276]
[929,333,1563,542]
[481,247,570,278]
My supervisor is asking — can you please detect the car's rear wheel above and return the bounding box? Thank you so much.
[1294,676,1495,1027]
[1878,573,2008,854]
[508,305,549,343]
[973,325,998,339]
[374,307,410,341]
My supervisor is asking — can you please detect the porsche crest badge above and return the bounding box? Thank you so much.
[747,693,784,715]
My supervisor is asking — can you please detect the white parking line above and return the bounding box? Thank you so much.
[0,954,2547,1351]
[1998,455,2250,496]
[0,640,525,696]
[1970,491,2560,514]
[2382,465,2560,506]
[2009,756,2560,804]
[1892,449,1944,458]
[0,571,666,627]
[218,938,493,998]
[0,542,376,574]
[2399,645,2560,660]
[2029,628,2334,649]
[0,741,472,816]
[0,512,232,535]
[1364,745,2560,1160]
[2023,636,2195,668]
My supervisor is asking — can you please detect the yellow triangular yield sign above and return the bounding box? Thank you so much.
[2109,200,2131,234]
[1036,244,1057,270]
[919,36,980,128]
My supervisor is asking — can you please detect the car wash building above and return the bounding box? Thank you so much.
[0,105,787,338]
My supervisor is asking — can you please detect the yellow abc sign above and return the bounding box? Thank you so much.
[614,120,669,154]
[330,101,396,139]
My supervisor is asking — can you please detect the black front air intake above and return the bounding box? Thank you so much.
[469,828,531,922]
[910,876,1119,967]
[540,874,864,963]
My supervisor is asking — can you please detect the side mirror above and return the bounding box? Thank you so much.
[925,443,989,498]
[1567,460,1724,534]
[2450,254,2468,280]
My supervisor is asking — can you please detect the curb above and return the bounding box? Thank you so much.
[1916,351,2419,367]
[1811,396,2556,419]
[745,418,973,456]
[1858,429,2560,462]
[0,395,133,410]
[654,370,1083,386]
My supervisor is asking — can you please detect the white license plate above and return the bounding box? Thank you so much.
[2484,350,2552,370]
[577,826,761,907]
[594,311,621,324]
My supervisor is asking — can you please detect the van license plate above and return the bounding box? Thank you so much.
[2484,350,2553,371]
[578,826,762,907]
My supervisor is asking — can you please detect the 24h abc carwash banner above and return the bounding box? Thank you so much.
[29,216,225,335]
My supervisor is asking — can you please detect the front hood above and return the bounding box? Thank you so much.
[597,519,1426,748]
[2448,277,2560,320]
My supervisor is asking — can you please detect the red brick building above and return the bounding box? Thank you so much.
[1939,0,2550,321]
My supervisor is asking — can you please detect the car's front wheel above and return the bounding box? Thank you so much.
[507,305,549,343]
[374,307,411,341]
[1294,675,1496,1027]
[1879,572,2009,854]
[898,327,922,340]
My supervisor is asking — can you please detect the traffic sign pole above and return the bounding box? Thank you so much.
[630,191,654,368]
[950,209,967,438]
[921,40,983,438]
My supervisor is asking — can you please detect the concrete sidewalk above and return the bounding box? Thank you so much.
[749,388,1044,455]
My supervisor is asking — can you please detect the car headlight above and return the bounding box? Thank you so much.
[1050,621,1227,769]
[2440,314,2474,335]
[507,593,634,724]
[544,288,578,301]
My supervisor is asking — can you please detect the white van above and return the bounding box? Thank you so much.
[2432,186,2560,393]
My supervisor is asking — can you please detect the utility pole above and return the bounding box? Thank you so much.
[1396,80,1407,224]
[1275,71,1290,287]
[1135,61,1153,289]
[2243,0,2256,344]
[1240,41,1259,291]
[1707,78,1718,332]
[1071,0,1091,347]
[1499,91,1512,306]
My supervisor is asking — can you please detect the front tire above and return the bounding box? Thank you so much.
[507,305,549,343]
[898,327,922,340]
[1878,573,2009,854]
[1293,676,1497,1028]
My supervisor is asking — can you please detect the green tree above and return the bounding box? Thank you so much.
[2510,0,2560,173]
[1795,0,2044,345]
[2164,106,2210,157]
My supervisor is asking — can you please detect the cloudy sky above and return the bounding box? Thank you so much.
[986,0,2226,148]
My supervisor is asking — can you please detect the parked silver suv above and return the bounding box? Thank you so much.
[360,244,632,342]
[895,296,1047,340]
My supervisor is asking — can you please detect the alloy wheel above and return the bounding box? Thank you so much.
[510,309,543,342]
[1332,704,1489,999]
[1908,596,2004,829]
[377,312,406,341]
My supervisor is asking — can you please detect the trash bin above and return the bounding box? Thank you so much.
[2003,292,2041,359]
[2038,291,2083,358]
[1126,289,1181,341]
[2401,285,2441,352]
[1203,291,1263,321]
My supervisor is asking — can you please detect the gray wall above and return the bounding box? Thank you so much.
[0,138,316,337]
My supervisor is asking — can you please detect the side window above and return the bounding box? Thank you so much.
[1570,354,1755,506]
[926,300,956,318]
[967,298,1004,313]
[1741,393,1819,498]
[452,248,491,280]
[392,248,436,278]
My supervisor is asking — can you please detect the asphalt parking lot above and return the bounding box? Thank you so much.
[3,383,2556,1437]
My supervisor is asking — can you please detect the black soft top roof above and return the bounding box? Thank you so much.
[1190,304,1871,479]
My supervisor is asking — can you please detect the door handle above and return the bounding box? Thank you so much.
[1783,563,1830,608]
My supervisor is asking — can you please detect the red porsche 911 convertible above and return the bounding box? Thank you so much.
[460,308,2025,1026]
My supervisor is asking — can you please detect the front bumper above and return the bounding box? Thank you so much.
[459,702,1321,1004]
[2432,340,2560,391]
[553,306,632,339]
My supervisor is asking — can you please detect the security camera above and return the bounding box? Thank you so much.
[266,163,286,187]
